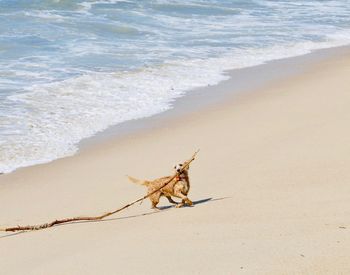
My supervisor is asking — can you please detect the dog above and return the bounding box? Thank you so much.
[127,161,193,209]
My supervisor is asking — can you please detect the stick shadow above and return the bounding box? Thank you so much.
[0,231,25,239]
[69,196,230,224]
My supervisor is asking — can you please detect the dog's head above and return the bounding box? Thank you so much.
[174,162,190,173]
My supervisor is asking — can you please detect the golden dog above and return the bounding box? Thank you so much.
[127,162,193,209]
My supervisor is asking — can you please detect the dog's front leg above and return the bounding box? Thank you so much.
[173,188,192,208]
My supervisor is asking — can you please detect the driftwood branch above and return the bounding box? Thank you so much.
[0,150,199,232]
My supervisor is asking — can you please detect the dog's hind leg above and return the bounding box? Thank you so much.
[149,193,161,209]
[165,196,177,204]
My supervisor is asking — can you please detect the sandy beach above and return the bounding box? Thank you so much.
[1,50,350,274]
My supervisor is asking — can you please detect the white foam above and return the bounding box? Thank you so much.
[23,10,67,22]
[78,0,131,13]
[0,61,226,173]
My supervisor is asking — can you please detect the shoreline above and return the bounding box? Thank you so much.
[1,45,350,175]
[1,47,350,274]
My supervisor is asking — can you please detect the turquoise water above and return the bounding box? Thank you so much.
[1,0,350,173]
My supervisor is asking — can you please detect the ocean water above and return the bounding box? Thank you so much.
[1,0,350,173]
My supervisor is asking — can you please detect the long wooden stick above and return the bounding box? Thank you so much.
[0,150,199,232]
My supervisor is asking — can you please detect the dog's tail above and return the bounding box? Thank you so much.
[127,175,150,186]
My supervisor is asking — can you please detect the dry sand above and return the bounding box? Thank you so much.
[1,50,350,274]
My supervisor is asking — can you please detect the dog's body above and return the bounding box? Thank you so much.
[128,163,193,209]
